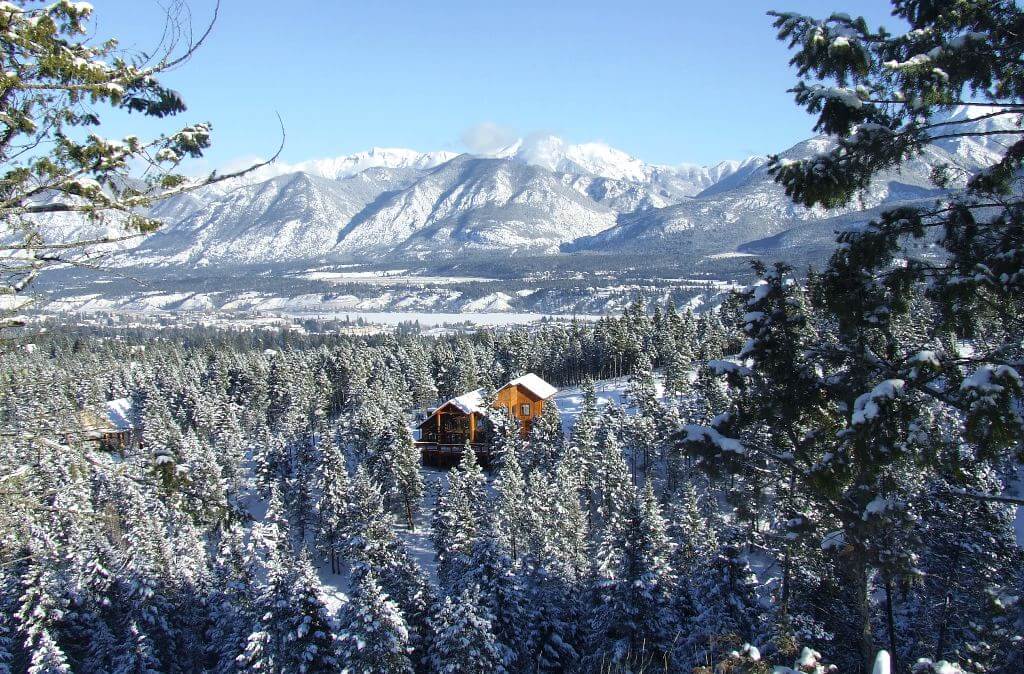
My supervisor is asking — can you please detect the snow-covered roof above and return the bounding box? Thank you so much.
[75,397,135,438]
[104,398,134,431]
[421,374,556,426]
[418,388,489,428]
[502,373,557,400]
[446,388,487,415]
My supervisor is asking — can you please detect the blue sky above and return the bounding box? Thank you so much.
[91,0,899,170]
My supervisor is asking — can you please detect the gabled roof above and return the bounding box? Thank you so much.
[419,374,557,428]
[502,373,557,400]
[75,397,135,439]
[105,398,134,431]
[419,389,488,428]
[447,388,486,415]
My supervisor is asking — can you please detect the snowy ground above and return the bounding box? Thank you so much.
[551,374,667,435]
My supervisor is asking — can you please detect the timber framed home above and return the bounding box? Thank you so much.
[416,373,557,467]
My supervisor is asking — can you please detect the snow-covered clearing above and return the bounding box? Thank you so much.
[552,374,667,434]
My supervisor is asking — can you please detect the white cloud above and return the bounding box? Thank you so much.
[460,122,518,154]
[217,154,273,175]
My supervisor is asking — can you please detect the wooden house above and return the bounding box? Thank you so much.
[416,373,558,467]
[71,398,141,452]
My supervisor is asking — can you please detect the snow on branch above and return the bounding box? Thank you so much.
[682,425,748,456]
[851,379,905,426]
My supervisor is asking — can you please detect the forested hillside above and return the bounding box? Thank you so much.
[1,292,1020,672]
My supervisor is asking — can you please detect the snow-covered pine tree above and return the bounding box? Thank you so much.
[689,362,732,426]
[591,409,634,536]
[900,479,1022,670]
[625,352,664,481]
[562,379,601,527]
[237,548,339,673]
[431,455,484,589]
[337,568,414,674]
[16,529,75,674]
[401,339,439,409]
[343,467,403,569]
[687,543,767,672]
[526,401,564,473]
[452,517,523,669]
[0,0,271,327]
[0,572,14,674]
[344,468,434,658]
[664,482,715,623]
[663,336,693,402]
[108,495,181,674]
[492,439,529,564]
[426,586,509,674]
[207,525,257,674]
[585,482,679,672]
[252,486,292,565]
[396,425,426,531]
[315,435,351,574]
[756,5,1024,665]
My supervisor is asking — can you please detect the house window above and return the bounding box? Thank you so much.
[520,403,531,416]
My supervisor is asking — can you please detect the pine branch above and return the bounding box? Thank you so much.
[944,489,1024,506]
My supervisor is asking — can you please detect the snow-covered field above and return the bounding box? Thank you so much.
[286,310,602,327]
[300,270,497,286]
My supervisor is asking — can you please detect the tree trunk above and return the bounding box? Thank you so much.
[405,496,415,531]
[780,546,792,618]
[885,574,898,674]
[852,549,875,674]
[935,594,951,662]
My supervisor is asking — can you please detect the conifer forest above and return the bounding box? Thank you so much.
[1,1,1023,673]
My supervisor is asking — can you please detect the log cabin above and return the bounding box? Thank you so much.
[417,373,557,468]
[70,397,141,452]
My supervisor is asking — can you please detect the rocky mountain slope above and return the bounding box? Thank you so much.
[22,107,1017,279]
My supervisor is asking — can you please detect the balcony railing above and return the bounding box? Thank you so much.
[416,441,494,467]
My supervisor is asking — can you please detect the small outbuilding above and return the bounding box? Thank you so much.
[72,398,141,452]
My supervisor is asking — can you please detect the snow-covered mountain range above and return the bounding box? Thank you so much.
[24,106,1017,275]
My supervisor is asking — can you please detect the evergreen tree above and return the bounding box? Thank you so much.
[752,6,1024,665]
[392,424,425,530]
[664,338,693,401]
[522,561,582,674]
[526,402,564,472]
[687,543,767,671]
[207,526,257,674]
[0,0,261,321]
[592,410,634,535]
[492,440,529,563]
[586,483,679,672]
[426,586,509,674]
[337,569,414,674]
[17,531,74,674]
[431,463,482,589]
[455,519,524,669]
[238,549,339,674]
[316,437,351,574]
[344,469,434,657]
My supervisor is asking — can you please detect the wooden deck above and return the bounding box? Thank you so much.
[417,442,494,469]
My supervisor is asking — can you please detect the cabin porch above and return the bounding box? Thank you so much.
[417,441,495,469]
